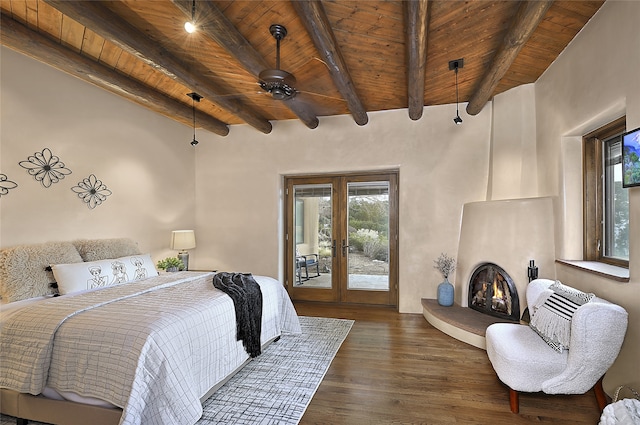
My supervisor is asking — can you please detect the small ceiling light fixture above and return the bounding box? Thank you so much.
[184,0,196,33]
[449,58,464,125]
[186,92,202,146]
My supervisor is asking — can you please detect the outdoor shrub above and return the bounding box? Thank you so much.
[349,229,388,261]
[349,229,377,252]
[349,219,388,236]
[318,246,332,258]
[364,237,388,261]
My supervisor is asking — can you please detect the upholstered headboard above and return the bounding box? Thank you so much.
[0,238,141,303]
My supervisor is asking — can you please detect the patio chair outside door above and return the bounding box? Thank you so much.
[296,253,321,284]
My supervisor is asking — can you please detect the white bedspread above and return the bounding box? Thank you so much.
[0,271,301,425]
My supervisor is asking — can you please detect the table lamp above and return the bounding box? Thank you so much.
[170,230,196,271]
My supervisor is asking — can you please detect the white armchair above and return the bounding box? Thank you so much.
[486,278,628,413]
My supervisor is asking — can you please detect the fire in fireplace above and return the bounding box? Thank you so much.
[468,263,520,321]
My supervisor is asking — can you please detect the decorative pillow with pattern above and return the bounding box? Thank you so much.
[52,254,158,295]
[529,280,595,353]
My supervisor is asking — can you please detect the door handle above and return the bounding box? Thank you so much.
[332,240,337,258]
[341,239,349,256]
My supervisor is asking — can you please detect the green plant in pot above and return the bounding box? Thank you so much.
[157,257,185,272]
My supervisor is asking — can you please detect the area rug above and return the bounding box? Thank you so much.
[0,316,353,425]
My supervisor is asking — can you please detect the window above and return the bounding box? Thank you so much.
[583,117,629,267]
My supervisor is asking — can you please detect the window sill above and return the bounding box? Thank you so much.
[556,259,629,283]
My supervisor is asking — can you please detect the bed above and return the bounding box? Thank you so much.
[0,238,301,425]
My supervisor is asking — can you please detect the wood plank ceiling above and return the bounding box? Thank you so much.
[0,0,605,137]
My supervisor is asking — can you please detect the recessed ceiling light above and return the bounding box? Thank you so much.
[184,21,196,34]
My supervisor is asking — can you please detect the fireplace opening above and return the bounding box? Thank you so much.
[468,263,520,321]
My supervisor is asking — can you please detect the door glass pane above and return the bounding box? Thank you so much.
[604,137,629,260]
[293,184,332,288]
[346,181,389,291]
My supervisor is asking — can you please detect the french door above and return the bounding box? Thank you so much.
[284,171,398,306]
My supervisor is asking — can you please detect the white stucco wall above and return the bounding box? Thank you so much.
[535,0,640,393]
[0,47,196,260]
[489,83,538,200]
[193,104,493,314]
[1,43,495,316]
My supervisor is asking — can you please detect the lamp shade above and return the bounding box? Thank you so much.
[170,230,196,250]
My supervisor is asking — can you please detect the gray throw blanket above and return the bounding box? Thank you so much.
[212,272,263,358]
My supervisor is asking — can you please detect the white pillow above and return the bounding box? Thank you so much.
[52,254,158,295]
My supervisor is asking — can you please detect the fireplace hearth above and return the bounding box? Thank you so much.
[468,263,519,321]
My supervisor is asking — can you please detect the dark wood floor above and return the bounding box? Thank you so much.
[294,302,602,425]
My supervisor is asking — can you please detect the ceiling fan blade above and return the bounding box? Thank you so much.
[212,90,267,99]
[286,91,348,117]
[289,56,329,76]
[296,90,345,102]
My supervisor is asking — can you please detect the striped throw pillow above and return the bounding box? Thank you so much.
[529,281,594,353]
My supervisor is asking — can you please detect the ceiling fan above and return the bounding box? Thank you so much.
[259,24,297,101]
[205,23,345,116]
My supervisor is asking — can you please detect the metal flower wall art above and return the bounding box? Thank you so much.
[0,174,18,197]
[19,148,72,188]
[71,174,112,209]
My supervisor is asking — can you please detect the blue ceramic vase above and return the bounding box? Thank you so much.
[437,277,454,306]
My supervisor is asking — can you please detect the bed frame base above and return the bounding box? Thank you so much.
[1,336,281,425]
[1,389,122,425]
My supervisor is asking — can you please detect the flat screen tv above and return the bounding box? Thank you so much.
[622,126,640,188]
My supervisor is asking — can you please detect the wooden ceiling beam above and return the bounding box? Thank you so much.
[0,12,229,137]
[42,0,273,134]
[172,0,319,130]
[404,0,431,121]
[466,0,554,116]
[291,0,368,126]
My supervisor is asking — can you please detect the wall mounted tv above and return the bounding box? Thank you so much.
[622,126,640,188]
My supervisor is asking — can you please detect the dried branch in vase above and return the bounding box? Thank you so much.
[434,253,456,280]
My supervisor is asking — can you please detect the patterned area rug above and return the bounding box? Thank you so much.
[0,316,353,425]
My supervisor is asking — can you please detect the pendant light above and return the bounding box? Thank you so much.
[184,0,196,33]
[449,58,464,125]
[187,92,202,146]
